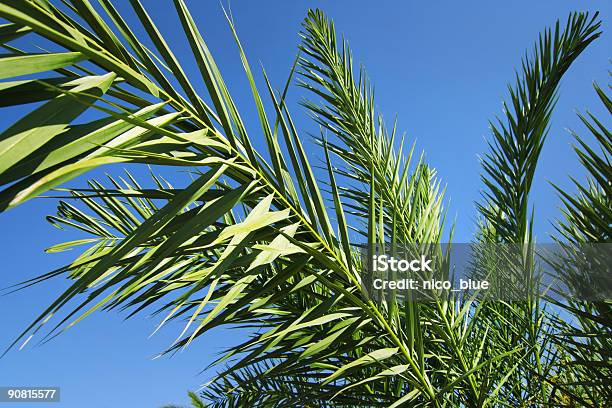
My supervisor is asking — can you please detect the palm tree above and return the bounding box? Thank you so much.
[0,1,608,406]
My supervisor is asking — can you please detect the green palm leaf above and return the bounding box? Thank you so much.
[475,11,602,405]
[548,82,611,405]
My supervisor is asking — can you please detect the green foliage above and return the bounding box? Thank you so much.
[473,13,602,405]
[548,83,612,405]
[477,12,601,244]
[0,1,609,407]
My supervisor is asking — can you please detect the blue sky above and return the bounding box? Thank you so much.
[0,1,610,407]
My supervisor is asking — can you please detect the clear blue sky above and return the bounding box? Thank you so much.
[0,1,610,407]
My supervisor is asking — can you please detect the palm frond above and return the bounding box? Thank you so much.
[474,11,601,404]
[549,82,612,405]
[298,9,444,245]
[478,12,601,244]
